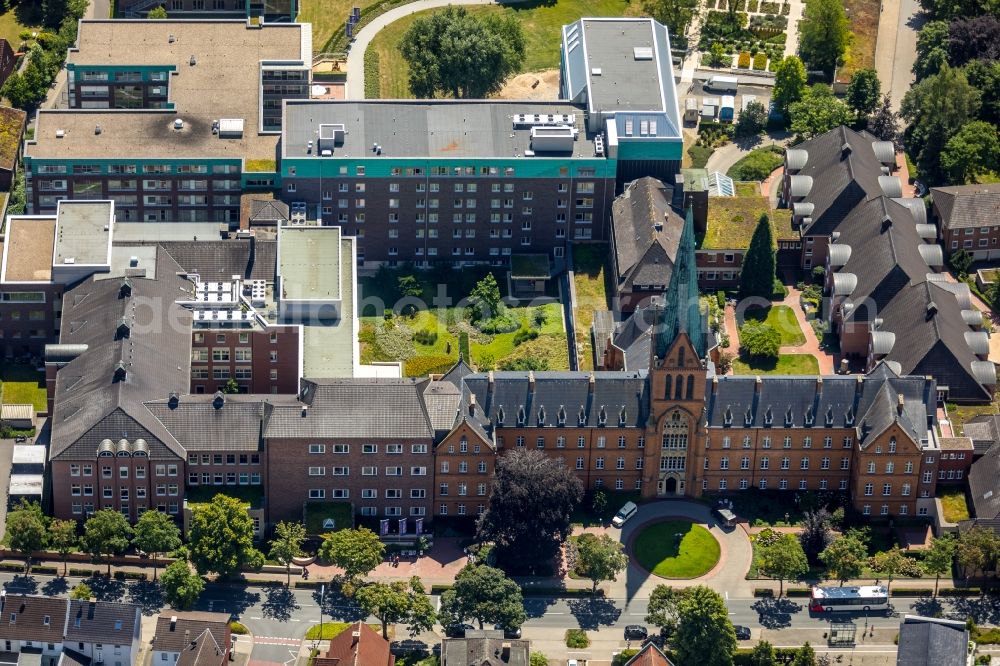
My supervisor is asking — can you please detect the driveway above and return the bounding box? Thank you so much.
[606,499,754,601]
[875,0,925,110]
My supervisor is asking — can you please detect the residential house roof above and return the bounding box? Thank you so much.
[968,440,1000,520]
[65,600,140,645]
[176,628,227,666]
[0,595,66,643]
[611,177,683,293]
[963,414,1000,455]
[441,629,530,666]
[49,249,194,461]
[152,612,231,653]
[313,622,393,666]
[931,184,1000,231]
[625,643,676,666]
[896,615,968,666]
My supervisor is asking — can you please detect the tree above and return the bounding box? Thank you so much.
[70,581,93,600]
[750,640,778,666]
[161,560,205,610]
[147,5,168,17]
[397,274,423,298]
[189,495,264,577]
[956,526,1000,579]
[819,534,867,585]
[736,100,768,137]
[530,653,549,666]
[355,577,436,638]
[965,60,1000,126]
[48,519,78,576]
[948,15,1000,66]
[221,378,240,394]
[739,322,781,360]
[673,585,737,666]
[83,509,132,576]
[709,41,730,67]
[318,527,385,581]
[789,85,853,139]
[799,509,833,562]
[760,534,808,597]
[399,7,525,99]
[772,56,808,116]
[440,564,527,631]
[591,490,608,517]
[867,95,899,146]
[949,248,975,278]
[901,64,980,183]
[476,448,583,573]
[3,500,48,573]
[941,120,1000,184]
[642,0,700,42]
[923,534,956,597]
[574,533,629,593]
[268,521,307,586]
[798,0,850,76]
[913,20,950,80]
[869,546,920,595]
[846,69,881,117]
[133,510,181,581]
[738,215,776,300]
[791,642,816,666]
[645,585,690,637]
[469,272,504,322]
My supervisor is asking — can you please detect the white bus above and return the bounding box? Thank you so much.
[809,586,890,613]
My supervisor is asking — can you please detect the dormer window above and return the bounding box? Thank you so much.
[537,406,545,426]
[9,613,15,624]
[825,405,834,426]
[579,406,586,426]
[619,407,627,425]
[744,407,753,427]
[598,406,607,426]
[785,406,793,427]
[517,406,526,426]
[724,405,733,426]
[497,406,505,425]
[558,405,567,426]
[763,406,773,426]
[804,408,814,427]
[846,408,855,426]
[43,615,50,626]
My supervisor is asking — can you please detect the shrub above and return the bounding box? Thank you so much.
[363,50,380,99]
[738,51,752,68]
[786,588,811,596]
[740,322,781,359]
[941,587,981,596]
[717,291,727,309]
[413,328,438,345]
[891,588,932,596]
[753,53,768,69]
[565,629,590,648]
[727,146,785,181]
[612,650,640,665]
[513,327,539,346]
[753,587,775,597]
[458,332,470,360]
[230,621,249,635]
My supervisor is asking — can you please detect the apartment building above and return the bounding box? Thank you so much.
[931,184,1000,260]
[118,0,297,22]
[25,20,312,222]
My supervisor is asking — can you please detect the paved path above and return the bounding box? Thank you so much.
[775,284,836,374]
[874,0,924,110]
[704,137,786,175]
[783,0,804,58]
[344,0,498,99]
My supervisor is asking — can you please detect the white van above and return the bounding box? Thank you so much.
[611,501,638,527]
[707,75,739,93]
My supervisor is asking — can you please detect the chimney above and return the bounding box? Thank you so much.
[754,375,762,395]
[184,629,190,645]
[816,376,823,392]
[588,372,596,395]
[249,232,256,266]
[528,371,535,392]
[711,375,719,395]
[468,394,477,417]
[897,394,905,415]
[170,616,177,630]
[351,629,361,646]
[301,406,308,417]
[488,370,494,391]
[855,374,864,398]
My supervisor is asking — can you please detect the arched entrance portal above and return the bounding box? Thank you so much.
[658,411,689,496]
[665,477,677,494]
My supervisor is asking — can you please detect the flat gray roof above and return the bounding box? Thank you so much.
[279,226,341,301]
[27,20,309,161]
[54,201,113,266]
[581,19,667,112]
[282,100,600,160]
[301,236,356,378]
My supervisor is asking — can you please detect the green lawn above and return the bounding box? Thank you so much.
[572,243,612,372]
[726,145,785,182]
[0,3,40,47]
[0,364,47,413]
[366,0,642,98]
[305,622,386,640]
[949,402,999,436]
[731,353,819,375]
[633,520,721,578]
[742,305,805,346]
[938,488,970,524]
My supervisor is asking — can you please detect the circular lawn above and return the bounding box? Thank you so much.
[632,520,721,579]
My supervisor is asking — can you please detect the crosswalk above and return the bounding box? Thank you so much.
[251,637,302,647]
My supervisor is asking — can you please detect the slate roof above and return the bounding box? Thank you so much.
[610,303,661,372]
[963,414,1000,455]
[704,364,935,448]
[876,280,993,402]
[422,379,464,433]
[463,371,650,431]
[65,600,140,644]
[152,612,231,653]
[314,622,393,666]
[145,394,273,452]
[611,177,684,292]
[50,249,193,461]
[176,628,227,666]
[968,441,1000,520]
[0,595,66,642]
[896,616,968,666]
[266,378,434,439]
[441,630,530,666]
[931,184,1000,231]
[249,199,290,224]
[155,239,277,282]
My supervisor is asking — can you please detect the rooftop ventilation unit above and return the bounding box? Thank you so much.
[173,118,184,130]
[318,123,345,154]
[168,34,175,43]
[94,125,102,135]
[633,46,654,60]
[218,118,244,139]
[189,55,197,66]
[512,113,576,128]
[56,129,65,138]
[591,67,602,76]
[530,125,577,152]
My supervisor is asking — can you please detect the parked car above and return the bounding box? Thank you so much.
[495,624,522,639]
[612,501,638,527]
[734,625,751,640]
[624,625,648,641]
[444,623,474,638]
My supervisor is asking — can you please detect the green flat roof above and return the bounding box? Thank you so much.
[510,254,551,279]
[699,196,792,250]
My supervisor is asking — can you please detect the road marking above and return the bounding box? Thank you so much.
[289,618,301,622]
[545,612,565,615]
[252,637,301,647]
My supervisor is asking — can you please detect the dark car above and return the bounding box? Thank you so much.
[495,624,522,639]
[624,625,648,641]
[444,623,474,639]
[734,625,751,640]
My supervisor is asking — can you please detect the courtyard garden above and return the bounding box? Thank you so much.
[364,0,643,98]
[698,5,789,71]
[572,243,612,372]
[0,364,47,413]
[632,519,721,578]
[741,305,805,346]
[727,145,785,182]
[358,267,569,374]
[938,488,970,524]
[731,353,819,375]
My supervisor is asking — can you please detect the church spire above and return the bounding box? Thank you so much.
[656,205,704,359]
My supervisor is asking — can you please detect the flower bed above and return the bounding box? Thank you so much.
[753,53,768,69]
[738,51,752,68]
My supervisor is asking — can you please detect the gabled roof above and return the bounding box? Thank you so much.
[155,239,277,282]
[969,441,1000,520]
[50,249,193,461]
[65,599,140,644]
[265,378,434,439]
[152,612,231,653]
[611,303,660,372]
[313,622,393,666]
[896,615,968,666]
[176,628,227,666]
[625,643,676,666]
[931,184,1000,230]
[963,414,1000,455]
[0,595,66,642]
[612,177,683,291]
[145,394,274,452]
[441,629,530,666]
[249,199,290,223]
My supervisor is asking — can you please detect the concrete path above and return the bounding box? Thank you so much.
[874,0,924,110]
[704,137,786,175]
[609,499,755,601]
[783,0,804,59]
[344,0,499,99]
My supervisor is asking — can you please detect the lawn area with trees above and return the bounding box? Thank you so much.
[742,305,805,346]
[732,353,819,375]
[726,145,785,181]
[632,520,721,578]
[365,0,642,98]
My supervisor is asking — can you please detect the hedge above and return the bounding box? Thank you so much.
[941,587,981,596]
[295,581,322,589]
[363,50,380,100]
[786,588,810,597]
[113,571,147,581]
[891,588,932,597]
[431,583,602,598]
[69,568,96,577]
[242,578,284,587]
[734,647,800,665]
[565,629,589,648]
[753,588,774,597]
